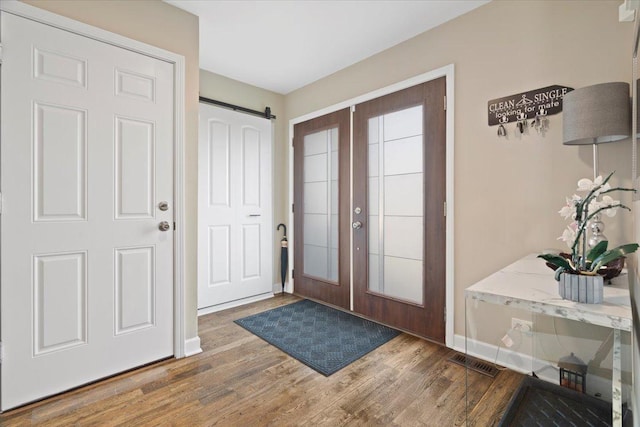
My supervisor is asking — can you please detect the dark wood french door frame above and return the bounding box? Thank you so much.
[293,108,351,309]
[352,78,447,342]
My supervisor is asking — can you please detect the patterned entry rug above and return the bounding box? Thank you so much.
[234,299,400,376]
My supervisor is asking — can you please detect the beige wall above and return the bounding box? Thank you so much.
[199,71,287,286]
[284,0,634,339]
[21,0,201,340]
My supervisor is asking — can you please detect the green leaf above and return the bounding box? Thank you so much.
[591,243,640,271]
[538,254,573,271]
[586,240,608,263]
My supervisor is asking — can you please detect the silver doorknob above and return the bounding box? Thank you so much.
[352,221,362,230]
[158,221,171,231]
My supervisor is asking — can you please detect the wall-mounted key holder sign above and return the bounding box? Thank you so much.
[488,85,573,135]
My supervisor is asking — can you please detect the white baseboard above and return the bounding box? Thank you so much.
[452,334,541,376]
[272,281,292,295]
[184,336,202,357]
[272,281,290,294]
[452,334,630,403]
[197,292,274,316]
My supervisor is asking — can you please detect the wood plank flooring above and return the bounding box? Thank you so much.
[0,294,522,426]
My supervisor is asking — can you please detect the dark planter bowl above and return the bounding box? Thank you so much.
[545,253,624,282]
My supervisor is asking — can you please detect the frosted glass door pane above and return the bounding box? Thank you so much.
[368,106,423,304]
[303,127,339,281]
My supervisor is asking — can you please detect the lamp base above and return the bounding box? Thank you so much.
[588,214,607,248]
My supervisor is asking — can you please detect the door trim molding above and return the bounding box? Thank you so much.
[0,1,190,358]
[288,64,455,347]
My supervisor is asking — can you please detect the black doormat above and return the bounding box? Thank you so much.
[234,299,400,376]
[498,376,631,426]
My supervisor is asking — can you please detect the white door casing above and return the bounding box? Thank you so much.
[1,11,176,410]
[198,104,273,310]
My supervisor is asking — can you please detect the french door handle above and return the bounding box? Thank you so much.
[352,221,362,230]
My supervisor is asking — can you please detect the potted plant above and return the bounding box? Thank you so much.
[538,172,638,303]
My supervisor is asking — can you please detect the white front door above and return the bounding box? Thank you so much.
[198,104,273,310]
[1,12,175,410]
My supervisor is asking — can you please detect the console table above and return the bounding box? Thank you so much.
[465,254,633,427]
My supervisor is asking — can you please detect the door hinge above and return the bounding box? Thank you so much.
[443,201,447,217]
[173,222,176,230]
[292,269,294,279]
[0,341,4,364]
[0,45,3,64]
[444,307,447,324]
[292,203,294,213]
[443,96,447,111]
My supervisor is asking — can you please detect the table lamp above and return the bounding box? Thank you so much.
[562,82,631,247]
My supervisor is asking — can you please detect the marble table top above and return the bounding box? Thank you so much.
[465,253,633,331]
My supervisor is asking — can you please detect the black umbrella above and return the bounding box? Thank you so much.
[277,223,288,294]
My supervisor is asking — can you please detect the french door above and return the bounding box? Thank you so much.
[293,109,350,309]
[1,12,175,409]
[353,78,446,342]
[293,78,446,342]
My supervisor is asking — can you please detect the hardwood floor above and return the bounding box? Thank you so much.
[1,295,522,426]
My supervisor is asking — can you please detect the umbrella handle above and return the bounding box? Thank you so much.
[277,223,287,238]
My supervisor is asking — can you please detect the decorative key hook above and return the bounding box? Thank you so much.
[533,108,549,134]
[516,112,528,134]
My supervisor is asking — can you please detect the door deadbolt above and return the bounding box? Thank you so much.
[354,207,362,214]
[158,221,171,231]
[158,201,169,211]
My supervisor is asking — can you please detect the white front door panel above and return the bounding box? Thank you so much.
[1,12,175,410]
[198,104,273,309]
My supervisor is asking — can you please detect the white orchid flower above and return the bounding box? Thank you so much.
[593,182,611,198]
[559,205,574,220]
[577,176,604,191]
[543,171,635,274]
[601,195,620,217]
[558,226,576,249]
[577,178,592,192]
[559,197,578,219]
[577,176,611,197]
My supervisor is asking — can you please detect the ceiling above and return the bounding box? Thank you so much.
[166,0,490,94]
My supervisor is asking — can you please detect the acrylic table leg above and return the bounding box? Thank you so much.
[612,328,622,427]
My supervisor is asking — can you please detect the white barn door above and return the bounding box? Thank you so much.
[198,104,273,310]
[1,12,175,409]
